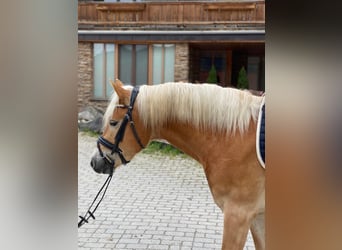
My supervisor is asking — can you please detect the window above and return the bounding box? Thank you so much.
[93,43,175,99]
[152,44,175,85]
[93,43,115,99]
[119,45,148,86]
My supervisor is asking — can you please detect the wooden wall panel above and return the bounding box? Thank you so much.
[78,1,265,27]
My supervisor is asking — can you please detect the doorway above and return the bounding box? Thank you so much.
[189,43,265,91]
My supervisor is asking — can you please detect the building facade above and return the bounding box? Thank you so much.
[78,0,265,112]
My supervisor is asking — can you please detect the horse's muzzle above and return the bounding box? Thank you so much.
[90,153,114,175]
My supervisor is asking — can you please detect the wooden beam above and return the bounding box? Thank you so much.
[96,4,146,12]
[204,3,256,11]
[78,20,265,26]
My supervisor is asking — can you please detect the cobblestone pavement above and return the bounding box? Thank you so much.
[78,132,255,250]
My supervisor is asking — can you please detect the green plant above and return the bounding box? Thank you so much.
[142,141,184,157]
[80,129,100,138]
[206,64,217,84]
[237,66,249,89]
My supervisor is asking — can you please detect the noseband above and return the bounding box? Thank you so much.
[97,86,145,174]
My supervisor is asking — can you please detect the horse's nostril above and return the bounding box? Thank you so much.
[90,159,95,167]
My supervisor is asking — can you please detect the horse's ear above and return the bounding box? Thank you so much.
[111,79,122,91]
[110,79,130,104]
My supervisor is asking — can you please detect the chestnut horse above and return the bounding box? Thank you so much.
[90,79,265,250]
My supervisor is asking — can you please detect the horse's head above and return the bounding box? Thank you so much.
[90,79,148,175]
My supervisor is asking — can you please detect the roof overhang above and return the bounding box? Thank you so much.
[78,30,265,43]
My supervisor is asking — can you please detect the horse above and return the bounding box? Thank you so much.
[90,79,265,250]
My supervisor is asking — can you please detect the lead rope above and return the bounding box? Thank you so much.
[78,174,113,228]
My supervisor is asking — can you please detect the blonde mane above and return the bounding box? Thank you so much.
[136,82,263,135]
[103,82,263,135]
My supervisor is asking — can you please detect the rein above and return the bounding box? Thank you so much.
[78,86,144,228]
[78,174,112,228]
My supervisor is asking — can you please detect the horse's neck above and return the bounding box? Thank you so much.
[152,122,219,164]
[151,120,257,166]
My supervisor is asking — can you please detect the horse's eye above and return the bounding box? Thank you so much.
[109,120,119,126]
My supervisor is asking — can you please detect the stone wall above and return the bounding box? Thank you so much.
[78,42,92,111]
[78,42,109,113]
[174,43,189,82]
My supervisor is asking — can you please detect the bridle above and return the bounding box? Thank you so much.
[97,86,145,175]
[78,86,145,228]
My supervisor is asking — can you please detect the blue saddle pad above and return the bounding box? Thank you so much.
[259,104,265,164]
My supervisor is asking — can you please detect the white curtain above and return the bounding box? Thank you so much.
[119,45,133,84]
[164,44,175,83]
[152,44,162,85]
[93,43,104,98]
[135,45,148,85]
[105,44,115,97]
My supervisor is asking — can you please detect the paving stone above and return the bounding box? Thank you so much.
[117,238,140,244]
[139,239,161,245]
[82,242,105,248]
[126,244,149,249]
[147,245,169,250]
